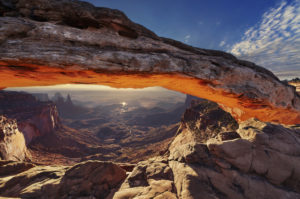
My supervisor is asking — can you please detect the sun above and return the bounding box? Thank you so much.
[121,102,127,106]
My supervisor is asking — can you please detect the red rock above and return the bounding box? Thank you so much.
[0,91,61,144]
[0,0,299,124]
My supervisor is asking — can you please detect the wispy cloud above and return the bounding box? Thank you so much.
[219,40,226,47]
[184,34,191,43]
[274,70,300,80]
[230,0,300,79]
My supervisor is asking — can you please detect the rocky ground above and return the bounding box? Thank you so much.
[0,160,126,198]
[1,98,300,199]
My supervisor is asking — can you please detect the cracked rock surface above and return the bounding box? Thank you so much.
[113,100,300,199]
[0,100,300,198]
[0,160,126,198]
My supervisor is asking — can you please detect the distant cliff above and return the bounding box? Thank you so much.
[32,93,50,102]
[52,92,88,119]
[0,91,61,144]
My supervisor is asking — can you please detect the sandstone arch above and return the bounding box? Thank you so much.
[0,0,299,124]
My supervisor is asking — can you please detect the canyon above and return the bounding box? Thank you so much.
[0,90,183,165]
[0,0,300,198]
[0,91,61,145]
[1,94,299,198]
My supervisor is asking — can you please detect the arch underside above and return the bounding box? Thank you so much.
[0,62,299,125]
[0,0,299,125]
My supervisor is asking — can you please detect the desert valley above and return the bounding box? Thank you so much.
[2,86,186,165]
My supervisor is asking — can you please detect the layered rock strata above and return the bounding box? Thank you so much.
[0,160,126,198]
[0,91,61,144]
[0,0,299,124]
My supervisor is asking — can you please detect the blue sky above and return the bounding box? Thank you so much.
[85,0,299,79]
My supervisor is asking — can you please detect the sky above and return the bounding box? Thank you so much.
[5,84,172,93]
[5,84,186,107]
[85,0,299,80]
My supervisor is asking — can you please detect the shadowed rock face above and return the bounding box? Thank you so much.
[180,99,239,143]
[0,160,126,198]
[0,91,61,144]
[0,0,299,124]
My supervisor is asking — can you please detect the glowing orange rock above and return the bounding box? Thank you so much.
[0,0,299,124]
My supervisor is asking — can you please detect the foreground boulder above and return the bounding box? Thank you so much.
[0,0,299,124]
[110,156,177,199]
[58,161,127,198]
[0,160,126,198]
[167,118,300,199]
[0,115,30,161]
[113,100,300,199]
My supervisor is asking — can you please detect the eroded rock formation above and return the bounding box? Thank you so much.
[110,156,177,199]
[0,0,299,124]
[113,100,300,199]
[1,100,300,198]
[0,116,30,161]
[0,160,126,198]
[0,91,61,144]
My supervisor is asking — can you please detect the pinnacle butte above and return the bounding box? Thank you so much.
[0,0,299,124]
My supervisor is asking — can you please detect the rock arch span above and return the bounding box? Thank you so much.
[0,0,299,124]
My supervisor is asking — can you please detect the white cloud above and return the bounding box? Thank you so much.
[219,40,226,47]
[184,34,191,43]
[230,0,300,79]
